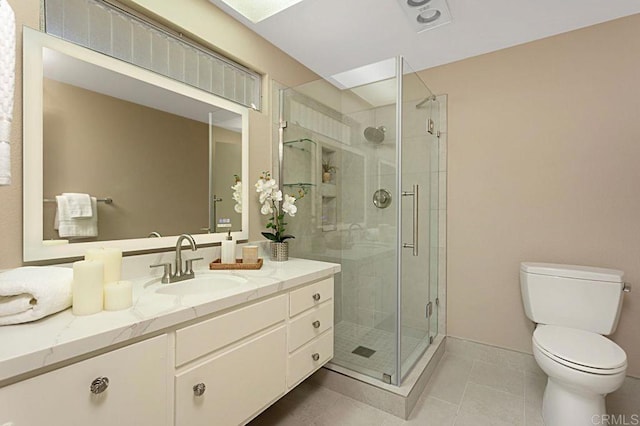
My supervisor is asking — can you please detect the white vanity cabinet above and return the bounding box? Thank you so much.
[0,271,337,426]
[173,276,334,426]
[0,335,169,426]
[174,295,288,426]
[287,277,334,388]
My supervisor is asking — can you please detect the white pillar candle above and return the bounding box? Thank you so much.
[72,260,104,316]
[104,280,133,311]
[85,248,122,284]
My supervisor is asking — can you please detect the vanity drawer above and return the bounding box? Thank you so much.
[176,295,287,366]
[289,277,333,317]
[288,301,333,352]
[287,329,333,388]
[175,326,286,426]
[0,335,168,426]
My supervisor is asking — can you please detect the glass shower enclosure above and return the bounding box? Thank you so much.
[278,57,441,385]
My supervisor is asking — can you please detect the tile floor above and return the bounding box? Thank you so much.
[251,348,546,425]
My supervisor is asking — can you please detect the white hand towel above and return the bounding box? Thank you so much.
[57,196,98,238]
[0,0,16,186]
[0,267,73,326]
[61,192,93,218]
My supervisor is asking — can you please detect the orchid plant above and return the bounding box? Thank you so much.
[255,171,302,243]
[231,175,242,213]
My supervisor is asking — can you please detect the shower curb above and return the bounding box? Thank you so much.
[309,334,446,419]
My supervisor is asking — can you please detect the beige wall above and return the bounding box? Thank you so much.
[419,14,640,377]
[0,0,318,269]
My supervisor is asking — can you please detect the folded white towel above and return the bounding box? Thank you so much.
[62,192,93,218]
[55,196,98,238]
[0,294,34,316]
[0,267,73,326]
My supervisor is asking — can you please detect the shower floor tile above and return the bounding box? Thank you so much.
[333,321,423,379]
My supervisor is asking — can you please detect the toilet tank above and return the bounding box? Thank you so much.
[520,262,625,335]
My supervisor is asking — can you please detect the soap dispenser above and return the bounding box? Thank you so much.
[221,231,236,264]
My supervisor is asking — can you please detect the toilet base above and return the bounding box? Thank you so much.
[542,377,605,426]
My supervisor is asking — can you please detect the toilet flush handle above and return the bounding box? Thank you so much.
[623,283,631,293]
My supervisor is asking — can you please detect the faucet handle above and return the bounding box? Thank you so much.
[150,262,172,283]
[185,257,204,275]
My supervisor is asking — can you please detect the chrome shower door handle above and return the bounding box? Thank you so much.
[402,184,419,257]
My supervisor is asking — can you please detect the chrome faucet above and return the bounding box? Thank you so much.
[150,233,203,283]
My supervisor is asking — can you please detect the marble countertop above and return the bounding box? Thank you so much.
[0,257,340,384]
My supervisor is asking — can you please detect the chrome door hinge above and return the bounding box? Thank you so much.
[426,301,433,319]
[279,120,288,130]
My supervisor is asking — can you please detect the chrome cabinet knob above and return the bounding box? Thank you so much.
[312,320,321,329]
[312,293,321,302]
[90,377,109,394]
[312,353,320,361]
[193,383,206,396]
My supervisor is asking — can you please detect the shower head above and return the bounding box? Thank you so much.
[364,126,386,144]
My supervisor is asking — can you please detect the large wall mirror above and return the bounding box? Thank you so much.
[23,28,249,261]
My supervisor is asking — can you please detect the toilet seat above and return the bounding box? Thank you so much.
[533,325,627,375]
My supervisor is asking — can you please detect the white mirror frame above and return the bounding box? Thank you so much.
[23,28,249,262]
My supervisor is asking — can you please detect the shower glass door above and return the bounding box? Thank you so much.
[277,56,439,385]
[398,58,439,380]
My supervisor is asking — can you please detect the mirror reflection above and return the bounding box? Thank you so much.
[23,28,249,261]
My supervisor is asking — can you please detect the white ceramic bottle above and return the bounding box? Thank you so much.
[221,231,236,264]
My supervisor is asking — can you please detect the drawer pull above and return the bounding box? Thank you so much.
[312,353,320,361]
[312,293,321,302]
[312,320,321,329]
[90,377,109,394]
[193,383,206,396]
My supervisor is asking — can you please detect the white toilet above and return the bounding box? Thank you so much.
[520,262,628,426]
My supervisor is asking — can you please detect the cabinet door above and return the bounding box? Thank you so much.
[175,326,287,426]
[0,335,168,426]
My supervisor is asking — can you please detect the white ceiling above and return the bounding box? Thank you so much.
[209,0,640,81]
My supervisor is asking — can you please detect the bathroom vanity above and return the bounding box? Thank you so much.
[0,258,339,426]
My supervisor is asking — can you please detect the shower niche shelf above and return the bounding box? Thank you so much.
[321,146,337,185]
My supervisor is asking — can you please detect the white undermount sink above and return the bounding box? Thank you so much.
[155,273,248,296]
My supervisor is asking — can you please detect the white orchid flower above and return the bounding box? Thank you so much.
[260,202,273,215]
[282,194,297,216]
[259,188,272,204]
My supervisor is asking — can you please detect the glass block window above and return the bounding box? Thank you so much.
[44,0,262,110]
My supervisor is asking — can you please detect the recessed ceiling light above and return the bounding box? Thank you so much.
[407,0,431,7]
[417,10,441,24]
[396,0,452,33]
[216,0,306,23]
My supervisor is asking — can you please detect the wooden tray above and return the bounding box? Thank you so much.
[209,258,263,270]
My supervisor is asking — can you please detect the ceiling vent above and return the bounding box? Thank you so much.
[397,0,452,33]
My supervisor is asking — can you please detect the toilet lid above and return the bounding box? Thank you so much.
[533,325,627,372]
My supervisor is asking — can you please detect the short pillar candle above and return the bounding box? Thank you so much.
[104,281,133,311]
